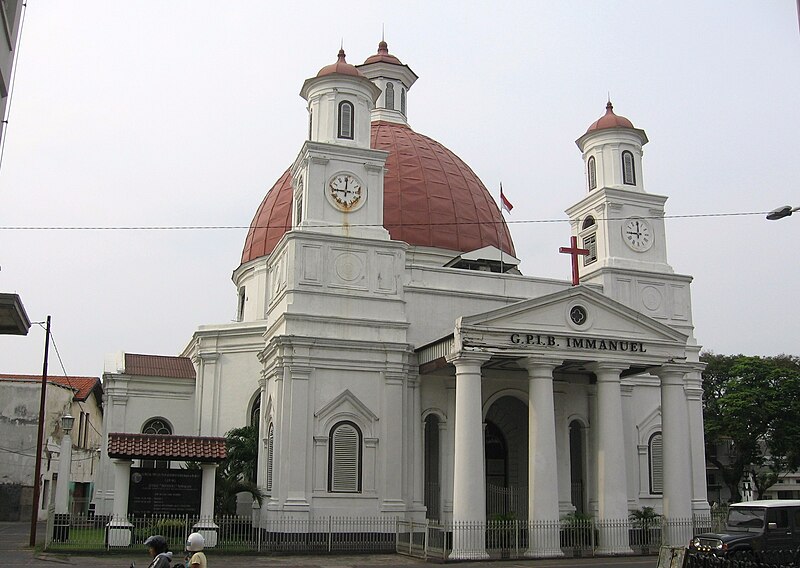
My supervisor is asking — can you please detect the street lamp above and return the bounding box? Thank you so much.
[53,414,74,541]
[766,205,799,221]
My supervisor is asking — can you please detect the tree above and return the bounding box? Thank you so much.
[701,353,800,501]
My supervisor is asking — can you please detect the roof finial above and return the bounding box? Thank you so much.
[337,39,346,62]
[382,23,385,42]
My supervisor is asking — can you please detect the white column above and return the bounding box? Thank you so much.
[54,431,73,515]
[284,364,312,514]
[195,463,219,547]
[621,383,637,511]
[381,372,405,512]
[686,367,711,517]
[447,351,491,560]
[442,381,455,519]
[520,358,563,558]
[589,363,632,555]
[411,375,425,513]
[655,364,693,546]
[107,459,133,547]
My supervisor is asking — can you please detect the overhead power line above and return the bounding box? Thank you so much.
[0,210,771,232]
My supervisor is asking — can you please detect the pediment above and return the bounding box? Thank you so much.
[314,389,379,426]
[456,286,688,362]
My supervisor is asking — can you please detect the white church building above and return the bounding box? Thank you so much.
[93,41,709,557]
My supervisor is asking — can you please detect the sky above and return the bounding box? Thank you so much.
[0,1,798,377]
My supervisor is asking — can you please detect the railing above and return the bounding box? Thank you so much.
[44,511,397,553]
[486,483,528,520]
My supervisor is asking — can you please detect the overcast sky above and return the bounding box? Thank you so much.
[1,1,798,377]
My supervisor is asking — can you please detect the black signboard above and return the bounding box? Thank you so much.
[128,468,202,516]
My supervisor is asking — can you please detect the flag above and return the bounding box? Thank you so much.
[500,183,513,213]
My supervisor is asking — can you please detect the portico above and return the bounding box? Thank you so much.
[419,286,701,558]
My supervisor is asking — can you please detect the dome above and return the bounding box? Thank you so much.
[586,101,634,132]
[362,40,403,66]
[316,48,362,78]
[241,121,515,265]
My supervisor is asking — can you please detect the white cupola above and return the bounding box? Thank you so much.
[575,101,649,193]
[357,40,418,125]
[300,49,382,149]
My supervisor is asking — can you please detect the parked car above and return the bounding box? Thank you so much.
[689,499,800,558]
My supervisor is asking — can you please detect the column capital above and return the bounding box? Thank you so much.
[652,363,691,384]
[519,356,562,375]
[446,350,492,367]
[587,362,627,379]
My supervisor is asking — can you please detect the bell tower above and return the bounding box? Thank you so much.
[565,103,695,336]
[566,102,672,278]
[291,49,389,240]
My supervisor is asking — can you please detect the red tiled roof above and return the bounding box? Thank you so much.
[241,121,515,264]
[124,353,195,380]
[0,374,101,402]
[108,433,227,462]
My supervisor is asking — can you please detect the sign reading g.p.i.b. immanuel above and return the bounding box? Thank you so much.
[510,333,647,353]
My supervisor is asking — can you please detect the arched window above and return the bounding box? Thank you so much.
[337,101,354,140]
[250,396,261,429]
[622,151,636,185]
[265,422,274,494]
[385,82,395,110]
[141,418,172,469]
[400,88,406,115]
[649,432,664,494]
[588,156,597,190]
[328,421,362,492]
[582,216,596,230]
[308,109,313,140]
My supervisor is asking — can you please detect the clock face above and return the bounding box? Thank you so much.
[622,218,653,251]
[328,173,363,211]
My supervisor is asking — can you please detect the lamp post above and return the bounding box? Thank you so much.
[53,414,74,541]
[766,205,799,221]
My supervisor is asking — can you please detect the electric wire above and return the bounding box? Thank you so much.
[0,210,773,232]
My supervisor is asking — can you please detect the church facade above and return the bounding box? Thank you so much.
[94,41,708,558]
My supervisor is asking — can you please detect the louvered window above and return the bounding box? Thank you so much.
[338,101,354,139]
[649,432,663,494]
[583,234,597,266]
[622,151,636,185]
[385,82,395,110]
[588,156,597,190]
[400,88,406,115]
[265,422,274,494]
[329,421,362,493]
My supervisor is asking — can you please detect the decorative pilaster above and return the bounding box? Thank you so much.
[588,363,632,555]
[520,357,563,558]
[447,350,491,560]
[283,364,312,515]
[381,372,406,512]
[654,364,693,546]
[553,381,573,516]
[685,366,711,516]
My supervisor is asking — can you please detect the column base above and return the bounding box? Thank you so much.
[106,519,133,547]
[448,549,490,560]
[192,519,219,548]
[525,548,564,559]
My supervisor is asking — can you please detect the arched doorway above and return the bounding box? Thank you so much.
[569,420,586,513]
[423,414,441,521]
[485,396,528,519]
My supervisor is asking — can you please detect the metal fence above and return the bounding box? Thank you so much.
[45,509,397,553]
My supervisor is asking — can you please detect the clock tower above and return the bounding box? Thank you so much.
[565,103,694,335]
[290,49,390,241]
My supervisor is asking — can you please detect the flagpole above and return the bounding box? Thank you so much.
[498,182,504,274]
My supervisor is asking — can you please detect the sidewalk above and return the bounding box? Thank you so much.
[1,522,657,568]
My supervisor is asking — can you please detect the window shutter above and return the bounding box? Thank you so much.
[650,433,663,494]
[622,151,636,185]
[265,423,274,493]
[588,156,597,190]
[385,82,395,110]
[330,423,360,492]
[338,102,353,139]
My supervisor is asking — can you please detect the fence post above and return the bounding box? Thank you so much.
[327,516,332,553]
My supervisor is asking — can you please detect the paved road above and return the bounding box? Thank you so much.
[1,522,657,568]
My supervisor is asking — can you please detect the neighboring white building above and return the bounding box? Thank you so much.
[94,41,709,557]
[0,374,102,520]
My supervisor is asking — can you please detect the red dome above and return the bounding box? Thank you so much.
[241,122,515,265]
[316,48,362,78]
[586,101,634,132]
[362,40,403,66]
